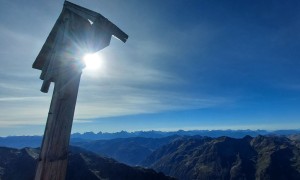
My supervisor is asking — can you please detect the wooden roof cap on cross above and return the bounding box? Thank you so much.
[33,1,128,93]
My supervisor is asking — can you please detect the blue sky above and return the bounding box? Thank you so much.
[0,0,300,136]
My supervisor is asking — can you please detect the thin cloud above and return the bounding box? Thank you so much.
[75,84,233,120]
[0,96,47,102]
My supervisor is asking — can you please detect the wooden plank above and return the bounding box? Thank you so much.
[35,68,82,180]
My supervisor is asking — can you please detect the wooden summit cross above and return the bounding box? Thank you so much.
[32,1,128,180]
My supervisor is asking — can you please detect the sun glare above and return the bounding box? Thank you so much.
[83,53,102,71]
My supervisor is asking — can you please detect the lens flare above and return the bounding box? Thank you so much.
[83,53,102,70]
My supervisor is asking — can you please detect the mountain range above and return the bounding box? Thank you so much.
[1,129,300,149]
[72,129,300,139]
[1,130,300,179]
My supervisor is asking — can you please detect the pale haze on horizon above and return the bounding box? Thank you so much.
[0,0,299,136]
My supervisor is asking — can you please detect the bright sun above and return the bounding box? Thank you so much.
[83,53,102,71]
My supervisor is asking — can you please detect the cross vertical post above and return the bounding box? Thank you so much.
[33,1,128,180]
[35,65,82,180]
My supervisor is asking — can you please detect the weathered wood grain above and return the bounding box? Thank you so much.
[35,68,81,180]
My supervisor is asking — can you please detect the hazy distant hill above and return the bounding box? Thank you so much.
[1,129,300,149]
[71,129,300,139]
[0,136,42,149]
[0,146,174,180]
[73,136,179,166]
[142,135,300,180]
[70,129,270,140]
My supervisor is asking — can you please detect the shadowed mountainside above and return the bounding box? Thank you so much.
[0,146,175,180]
[142,135,300,180]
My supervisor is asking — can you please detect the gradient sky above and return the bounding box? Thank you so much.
[0,0,300,136]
